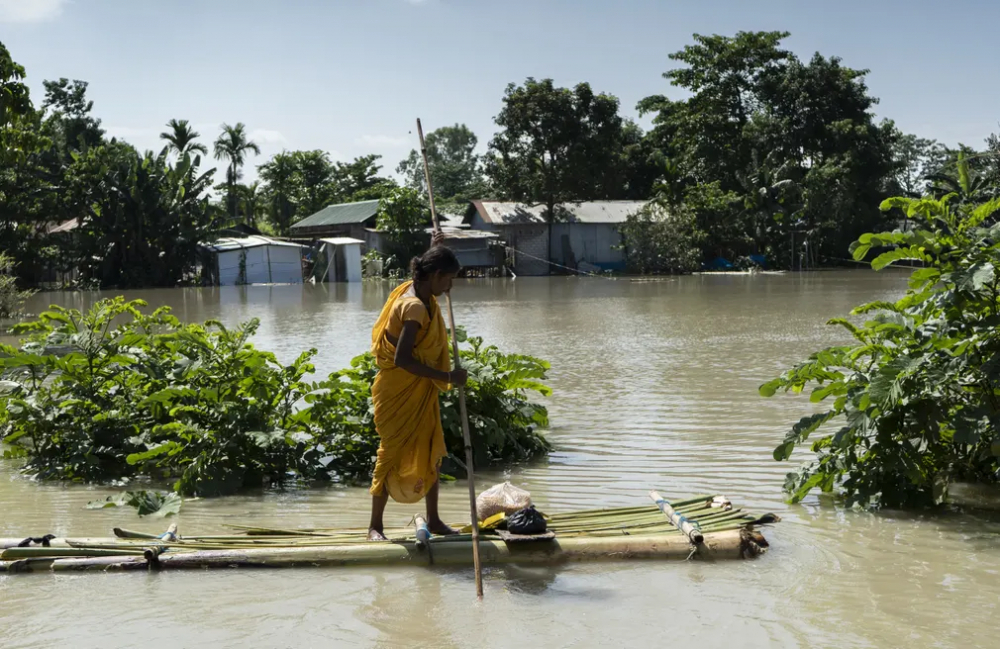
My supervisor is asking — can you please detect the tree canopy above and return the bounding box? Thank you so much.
[485,78,627,216]
[398,123,486,206]
[637,31,900,265]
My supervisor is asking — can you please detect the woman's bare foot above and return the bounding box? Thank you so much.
[426,518,459,536]
[367,528,388,541]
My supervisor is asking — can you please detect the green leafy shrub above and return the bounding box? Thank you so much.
[0,253,34,320]
[298,328,551,479]
[86,490,182,517]
[0,298,551,497]
[762,194,1000,508]
[618,202,704,275]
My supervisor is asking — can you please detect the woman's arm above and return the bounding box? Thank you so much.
[394,320,467,385]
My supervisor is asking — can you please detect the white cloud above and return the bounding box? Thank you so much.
[0,0,68,23]
[356,134,411,148]
[249,129,288,145]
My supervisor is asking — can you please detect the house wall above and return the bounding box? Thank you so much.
[289,222,371,241]
[363,229,385,254]
[551,223,626,270]
[501,224,550,276]
[468,212,497,231]
[216,245,303,285]
[447,238,499,268]
[343,244,363,282]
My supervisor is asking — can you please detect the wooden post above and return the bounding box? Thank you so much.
[417,118,484,600]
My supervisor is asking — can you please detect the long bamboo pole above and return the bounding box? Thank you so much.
[416,117,483,600]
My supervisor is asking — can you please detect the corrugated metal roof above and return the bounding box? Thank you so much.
[468,200,647,225]
[431,227,498,240]
[201,236,307,253]
[290,200,380,231]
[319,237,365,246]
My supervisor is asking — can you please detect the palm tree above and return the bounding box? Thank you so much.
[213,123,261,223]
[925,150,994,204]
[259,152,298,235]
[160,119,208,158]
[240,181,262,228]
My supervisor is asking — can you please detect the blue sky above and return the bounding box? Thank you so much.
[2,0,998,183]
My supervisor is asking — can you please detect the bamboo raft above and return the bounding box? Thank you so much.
[0,493,778,574]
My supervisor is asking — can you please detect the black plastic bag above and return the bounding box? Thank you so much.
[506,505,547,535]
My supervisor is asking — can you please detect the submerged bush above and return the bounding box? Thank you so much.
[763,194,1000,509]
[618,202,704,275]
[0,298,551,496]
[0,253,34,320]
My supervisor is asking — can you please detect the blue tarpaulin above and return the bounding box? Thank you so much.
[704,257,734,271]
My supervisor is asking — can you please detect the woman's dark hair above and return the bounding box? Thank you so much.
[410,246,462,281]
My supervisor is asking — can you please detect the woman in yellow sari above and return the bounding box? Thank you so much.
[367,234,467,541]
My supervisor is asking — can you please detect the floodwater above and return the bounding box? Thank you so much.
[2,272,999,649]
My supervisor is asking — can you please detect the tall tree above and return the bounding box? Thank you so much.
[257,152,299,235]
[66,142,217,287]
[485,78,626,266]
[41,78,105,160]
[638,31,899,265]
[213,123,260,224]
[240,181,262,228]
[888,133,938,198]
[0,42,56,284]
[292,149,335,216]
[331,153,392,201]
[397,124,485,203]
[160,119,208,158]
[375,186,431,260]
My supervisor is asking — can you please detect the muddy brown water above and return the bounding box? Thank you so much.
[2,273,999,648]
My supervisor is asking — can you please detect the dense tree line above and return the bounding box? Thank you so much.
[3,31,999,295]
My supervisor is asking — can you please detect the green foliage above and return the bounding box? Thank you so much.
[257,151,399,235]
[86,490,182,517]
[0,253,34,319]
[0,298,551,497]
[397,124,487,202]
[160,119,208,158]
[65,142,218,287]
[0,41,58,287]
[311,330,552,475]
[40,78,105,161]
[485,78,629,217]
[257,151,299,235]
[213,122,260,222]
[618,201,704,274]
[445,332,552,469]
[763,195,1000,509]
[331,154,395,202]
[375,187,430,261]
[639,31,899,266]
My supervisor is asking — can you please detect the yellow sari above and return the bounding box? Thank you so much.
[369,281,452,503]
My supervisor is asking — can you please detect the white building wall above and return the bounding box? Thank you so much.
[216,245,303,285]
[551,223,625,270]
[343,244,363,283]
